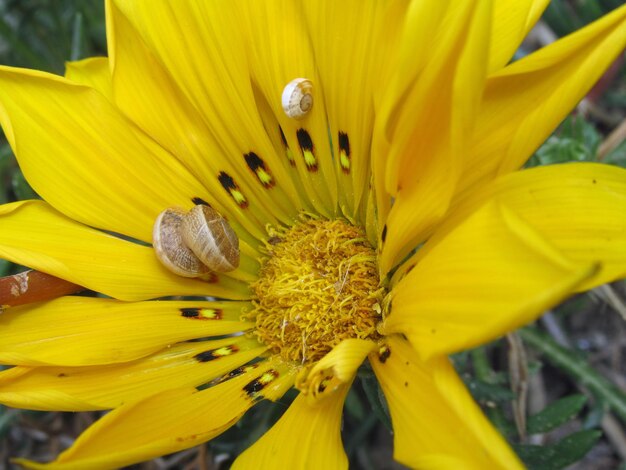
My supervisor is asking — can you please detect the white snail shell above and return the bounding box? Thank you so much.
[282,78,313,119]
[153,206,239,277]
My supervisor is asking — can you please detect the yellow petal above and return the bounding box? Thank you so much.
[372,0,447,230]
[296,338,376,402]
[237,0,339,218]
[376,0,491,273]
[233,384,349,470]
[0,200,250,301]
[17,361,295,469]
[461,3,626,195]
[302,0,397,220]
[383,201,597,360]
[0,296,252,366]
[0,337,265,411]
[0,66,214,243]
[111,0,307,223]
[401,163,626,292]
[64,57,113,99]
[493,165,626,291]
[106,1,298,238]
[488,0,549,72]
[370,336,523,469]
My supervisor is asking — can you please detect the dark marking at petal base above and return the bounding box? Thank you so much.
[296,128,314,151]
[338,132,351,156]
[226,366,248,379]
[57,373,68,378]
[279,126,288,147]
[378,345,391,363]
[404,381,408,387]
[191,197,211,206]
[218,172,236,190]
[218,364,258,383]
[381,225,388,243]
[296,128,318,171]
[244,152,275,188]
[244,152,265,172]
[279,126,296,166]
[218,171,249,208]
[180,307,224,320]
[195,344,240,362]
[243,369,280,397]
[338,131,351,174]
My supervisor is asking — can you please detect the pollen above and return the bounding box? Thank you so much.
[246,217,384,365]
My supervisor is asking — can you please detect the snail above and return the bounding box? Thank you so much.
[282,78,313,119]
[153,205,240,277]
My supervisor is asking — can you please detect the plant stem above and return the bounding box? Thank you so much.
[519,327,626,424]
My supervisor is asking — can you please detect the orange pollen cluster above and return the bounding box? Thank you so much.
[246,217,384,365]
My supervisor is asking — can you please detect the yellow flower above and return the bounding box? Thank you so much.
[0,0,625,468]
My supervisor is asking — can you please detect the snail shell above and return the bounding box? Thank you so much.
[153,208,210,278]
[153,205,239,276]
[181,205,240,272]
[282,78,313,119]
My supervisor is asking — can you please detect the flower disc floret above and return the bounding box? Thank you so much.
[247,218,384,365]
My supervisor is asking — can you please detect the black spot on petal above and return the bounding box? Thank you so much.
[243,369,280,398]
[218,171,248,208]
[191,197,210,206]
[338,132,350,156]
[296,129,318,171]
[181,308,200,318]
[378,345,391,363]
[338,131,351,174]
[244,152,274,188]
[279,126,288,147]
[180,308,224,320]
[194,344,240,362]
[296,128,314,152]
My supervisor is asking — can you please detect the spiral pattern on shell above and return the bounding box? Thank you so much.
[281,78,313,119]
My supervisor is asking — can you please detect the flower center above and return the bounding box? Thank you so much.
[246,217,384,365]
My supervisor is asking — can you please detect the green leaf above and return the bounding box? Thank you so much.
[527,116,602,167]
[344,385,366,421]
[527,395,587,434]
[360,375,391,431]
[465,378,515,403]
[519,328,626,423]
[603,139,626,168]
[515,430,602,470]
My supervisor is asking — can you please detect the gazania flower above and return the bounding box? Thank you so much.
[0,0,626,468]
